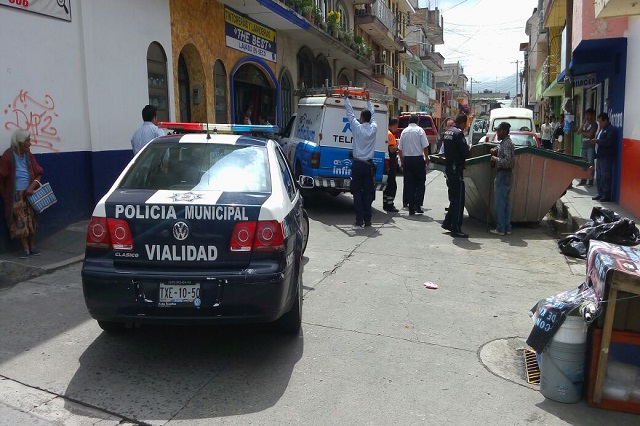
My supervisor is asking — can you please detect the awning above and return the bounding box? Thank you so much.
[544,79,564,97]
[556,38,627,84]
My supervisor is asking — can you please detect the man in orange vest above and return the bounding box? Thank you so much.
[383,117,399,212]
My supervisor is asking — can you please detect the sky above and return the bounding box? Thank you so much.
[423,0,538,95]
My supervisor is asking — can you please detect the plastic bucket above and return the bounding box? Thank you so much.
[552,315,588,344]
[540,340,587,403]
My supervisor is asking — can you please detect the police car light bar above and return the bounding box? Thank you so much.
[158,122,280,135]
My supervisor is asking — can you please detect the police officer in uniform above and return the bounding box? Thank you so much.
[442,114,470,238]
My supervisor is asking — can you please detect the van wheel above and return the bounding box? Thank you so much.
[277,272,302,334]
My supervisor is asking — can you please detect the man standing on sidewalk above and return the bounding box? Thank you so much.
[490,122,515,236]
[591,113,617,202]
[577,108,597,186]
[383,118,400,213]
[540,116,553,150]
[131,105,165,155]
[344,89,377,229]
[399,114,429,215]
[442,114,470,238]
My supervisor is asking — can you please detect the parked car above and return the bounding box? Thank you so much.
[394,112,438,153]
[81,123,310,334]
[479,130,541,148]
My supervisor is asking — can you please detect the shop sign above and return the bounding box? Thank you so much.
[224,6,276,63]
[0,0,71,21]
[573,73,596,89]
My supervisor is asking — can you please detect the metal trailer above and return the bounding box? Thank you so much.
[432,144,591,224]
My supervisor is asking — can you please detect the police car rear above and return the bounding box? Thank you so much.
[81,124,308,334]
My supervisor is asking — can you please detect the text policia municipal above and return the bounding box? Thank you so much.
[114,205,249,221]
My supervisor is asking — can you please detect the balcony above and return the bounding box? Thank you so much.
[420,52,444,72]
[354,3,403,51]
[410,7,444,46]
[596,0,640,18]
[372,63,394,81]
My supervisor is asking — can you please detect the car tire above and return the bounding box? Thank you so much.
[97,320,127,333]
[277,272,302,334]
[301,209,309,254]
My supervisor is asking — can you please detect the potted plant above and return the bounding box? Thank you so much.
[311,6,322,26]
[326,10,340,34]
[301,0,314,19]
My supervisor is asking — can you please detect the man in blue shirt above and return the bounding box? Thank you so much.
[591,113,617,202]
[344,89,377,229]
[131,105,165,154]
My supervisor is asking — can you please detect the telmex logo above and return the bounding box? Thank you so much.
[173,221,190,241]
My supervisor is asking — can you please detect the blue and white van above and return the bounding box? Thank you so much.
[279,89,389,196]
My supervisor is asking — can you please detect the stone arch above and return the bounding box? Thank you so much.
[177,43,206,122]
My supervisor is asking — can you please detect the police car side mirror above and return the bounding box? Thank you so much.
[298,175,314,189]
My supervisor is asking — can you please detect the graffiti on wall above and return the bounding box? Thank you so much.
[3,90,60,152]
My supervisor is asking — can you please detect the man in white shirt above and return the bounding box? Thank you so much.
[131,105,165,154]
[344,89,377,229]
[540,116,553,150]
[399,114,430,215]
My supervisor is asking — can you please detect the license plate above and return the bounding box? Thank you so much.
[158,282,200,307]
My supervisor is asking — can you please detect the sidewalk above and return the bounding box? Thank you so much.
[0,220,88,289]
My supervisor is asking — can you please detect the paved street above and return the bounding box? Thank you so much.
[1,170,638,425]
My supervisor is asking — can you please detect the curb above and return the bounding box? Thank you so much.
[0,255,84,290]
[555,195,587,233]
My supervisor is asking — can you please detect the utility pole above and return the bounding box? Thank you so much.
[511,60,520,106]
[470,78,481,116]
[563,0,574,155]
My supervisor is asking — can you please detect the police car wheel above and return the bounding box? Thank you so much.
[277,272,302,334]
[97,320,127,333]
[301,210,309,254]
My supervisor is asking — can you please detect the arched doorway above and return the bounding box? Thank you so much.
[147,42,169,122]
[297,47,314,91]
[337,70,350,86]
[177,44,205,123]
[178,54,191,122]
[232,63,276,125]
[314,54,332,87]
[279,70,293,127]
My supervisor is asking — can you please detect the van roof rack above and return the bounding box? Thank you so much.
[294,83,394,103]
[158,122,280,136]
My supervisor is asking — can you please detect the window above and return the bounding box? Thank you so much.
[214,60,228,123]
[337,3,348,31]
[280,72,292,128]
[275,145,296,201]
[147,43,169,121]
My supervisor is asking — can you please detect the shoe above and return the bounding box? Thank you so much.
[592,195,602,201]
[403,203,408,208]
[451,231,469,238]
[18,251,29,259]
[586,180,594,187]
[506,231,512,235]
[29,248,42,256]
[577,179,586,186]
[352,222,364,230]
[441,223,452,232]
[414,207,424,215]
[409,209,415,216]
[490,229,506,236]
[384,205,399,213]
[364,221,372,227]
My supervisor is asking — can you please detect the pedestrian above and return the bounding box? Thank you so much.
[442,114,470,238]
[0,129,43,258]
[383,117,400,213]
[540,116,553,150]
[343,89,377,229]
[552,114,565,150]
[398,114,429,215]
[591,112,617,202]
[576,108,597,186]
[131,105,165,155]
[243,105,253,124]
[489,122,515,236]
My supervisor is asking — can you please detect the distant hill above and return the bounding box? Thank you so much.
[468,73,518,98]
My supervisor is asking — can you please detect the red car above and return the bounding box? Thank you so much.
[394,112,438,153]
[479,130,541,148]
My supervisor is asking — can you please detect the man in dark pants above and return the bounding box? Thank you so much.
[399,114,429,215]
[442,114,470,238]
[591,112,617,202]
[383,118,399,212]
[344,89,378,229]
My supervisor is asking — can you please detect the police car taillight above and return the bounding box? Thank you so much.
[230,221,284,252]
[254,221,285,251]
[86,217,133,250]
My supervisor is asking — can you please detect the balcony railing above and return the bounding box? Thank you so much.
[355,2,396,35]
[373,63,394,80]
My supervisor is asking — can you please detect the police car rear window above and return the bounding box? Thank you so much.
[119,143,271,192]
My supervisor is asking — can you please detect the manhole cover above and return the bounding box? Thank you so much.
[478,337,539,390]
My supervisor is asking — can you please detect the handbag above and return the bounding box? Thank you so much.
[27,180,57,213]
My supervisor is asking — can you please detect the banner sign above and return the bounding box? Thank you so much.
[573,73,596,89]
[224,6,276,63]
[0,0,71,21]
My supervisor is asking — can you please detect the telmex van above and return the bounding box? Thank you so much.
[279,89,389,196]
[481,107,535,142]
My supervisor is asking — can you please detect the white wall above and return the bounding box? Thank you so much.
[624,16,640,140]
[0,0,173,154]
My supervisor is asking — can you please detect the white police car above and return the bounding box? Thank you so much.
[81,123,310,334]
